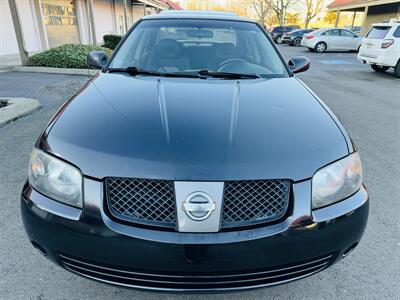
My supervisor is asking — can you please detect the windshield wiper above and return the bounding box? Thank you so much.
[106,67,200,78]
[107,67,162,76]
[106,67,261,79]
[196,69,261,79]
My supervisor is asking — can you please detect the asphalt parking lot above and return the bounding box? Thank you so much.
[0,45,399,299]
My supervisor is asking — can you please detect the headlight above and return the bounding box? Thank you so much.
[28,149,83,208]
[312,152,362,209]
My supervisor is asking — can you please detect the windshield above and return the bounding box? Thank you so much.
[109,19,288,78]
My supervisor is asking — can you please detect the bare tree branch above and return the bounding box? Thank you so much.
[251,0,270,26]
[267,0,298,26]
[304,0,326,28]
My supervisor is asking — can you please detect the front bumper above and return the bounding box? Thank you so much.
[21,178,369,292]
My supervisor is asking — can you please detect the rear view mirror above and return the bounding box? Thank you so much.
[87,51,108,69]
[186,30,214,39]
[288,56,310,74]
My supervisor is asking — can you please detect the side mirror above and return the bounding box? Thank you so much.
[288,56,310,74]
[87,51,108,69]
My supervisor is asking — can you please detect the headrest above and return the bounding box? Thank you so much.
[155,39,182,59]
[215,43,237,60]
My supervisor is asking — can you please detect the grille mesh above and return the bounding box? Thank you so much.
[106,178,290,229]
[222,180,290,228]
[106,178,176,228]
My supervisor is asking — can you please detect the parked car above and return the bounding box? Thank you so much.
[344,25,361,35]
[21,11,368,292]
[352,26,362,35]
[282,28,317,46]
[357,22,400,78]
[301,28,362,53]
[270,25,300,44]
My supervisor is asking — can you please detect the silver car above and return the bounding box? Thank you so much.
[301,28,362,53]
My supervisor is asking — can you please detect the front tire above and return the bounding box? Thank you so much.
[276,36,283,44]
[371,64,390,73]
[394,60,400,78]
[315,42,327,53]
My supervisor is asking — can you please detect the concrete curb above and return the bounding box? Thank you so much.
[0,97,41,126]
[12,66,98,76]
[0,67,13,73]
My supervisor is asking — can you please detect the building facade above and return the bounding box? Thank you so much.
[0,0,181,65]
[328,0,400,34]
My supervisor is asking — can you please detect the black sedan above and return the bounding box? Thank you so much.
[21,11,368,292]
[282,28,317,46]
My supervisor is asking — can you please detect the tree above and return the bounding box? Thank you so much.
[268,0,298,27]
[304,0,326,28]
[286,12,300,25]
[251,0,270,26]
[323,11,337,25]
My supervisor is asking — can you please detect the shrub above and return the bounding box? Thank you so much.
[102,34,122,50]
[28,44,113,69]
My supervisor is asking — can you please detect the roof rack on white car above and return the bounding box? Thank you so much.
[160,10,237,17]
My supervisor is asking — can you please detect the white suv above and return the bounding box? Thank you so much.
[358,22,400,78]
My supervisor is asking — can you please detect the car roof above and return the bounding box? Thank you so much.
[316,28,356,33]
[370,22,399,27]
[292,28,313,32]
[142,10,255,23]
[273,25,298,29]
[321,28,350,30]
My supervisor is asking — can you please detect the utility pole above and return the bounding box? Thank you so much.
[351,11,356,30]
[7,0,29,65]
[335,9,340,27]
[123,0,129,33]
[87,0,97,44]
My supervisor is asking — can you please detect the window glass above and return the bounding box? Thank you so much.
[341,30,356,37]
[322,29,340,36]
[110,19,288,78]
[366,26,391,39]
[393,26,400,38]
[272,27,283,33]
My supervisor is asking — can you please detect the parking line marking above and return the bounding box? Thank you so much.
[321,60,353,65]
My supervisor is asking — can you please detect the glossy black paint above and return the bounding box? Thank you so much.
[21,182,369,290]
[288,57,310,74]
[282,29,316,45]
[87,51,108,69]
[21,14,368,292]
[42,74,349,181]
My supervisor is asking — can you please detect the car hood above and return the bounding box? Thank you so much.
[45,73,349,181]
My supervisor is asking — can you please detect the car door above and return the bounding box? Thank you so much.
[321,29,341,50]
[339,29,361,50]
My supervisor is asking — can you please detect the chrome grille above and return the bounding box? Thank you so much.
[59,253,333,291]
[106,178,176,228]
[106,178,290,229]
[222,180,290,228]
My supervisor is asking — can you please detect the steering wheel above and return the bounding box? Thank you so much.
[217,58,250,71]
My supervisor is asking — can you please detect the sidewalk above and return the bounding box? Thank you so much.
[0,53,21,68]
